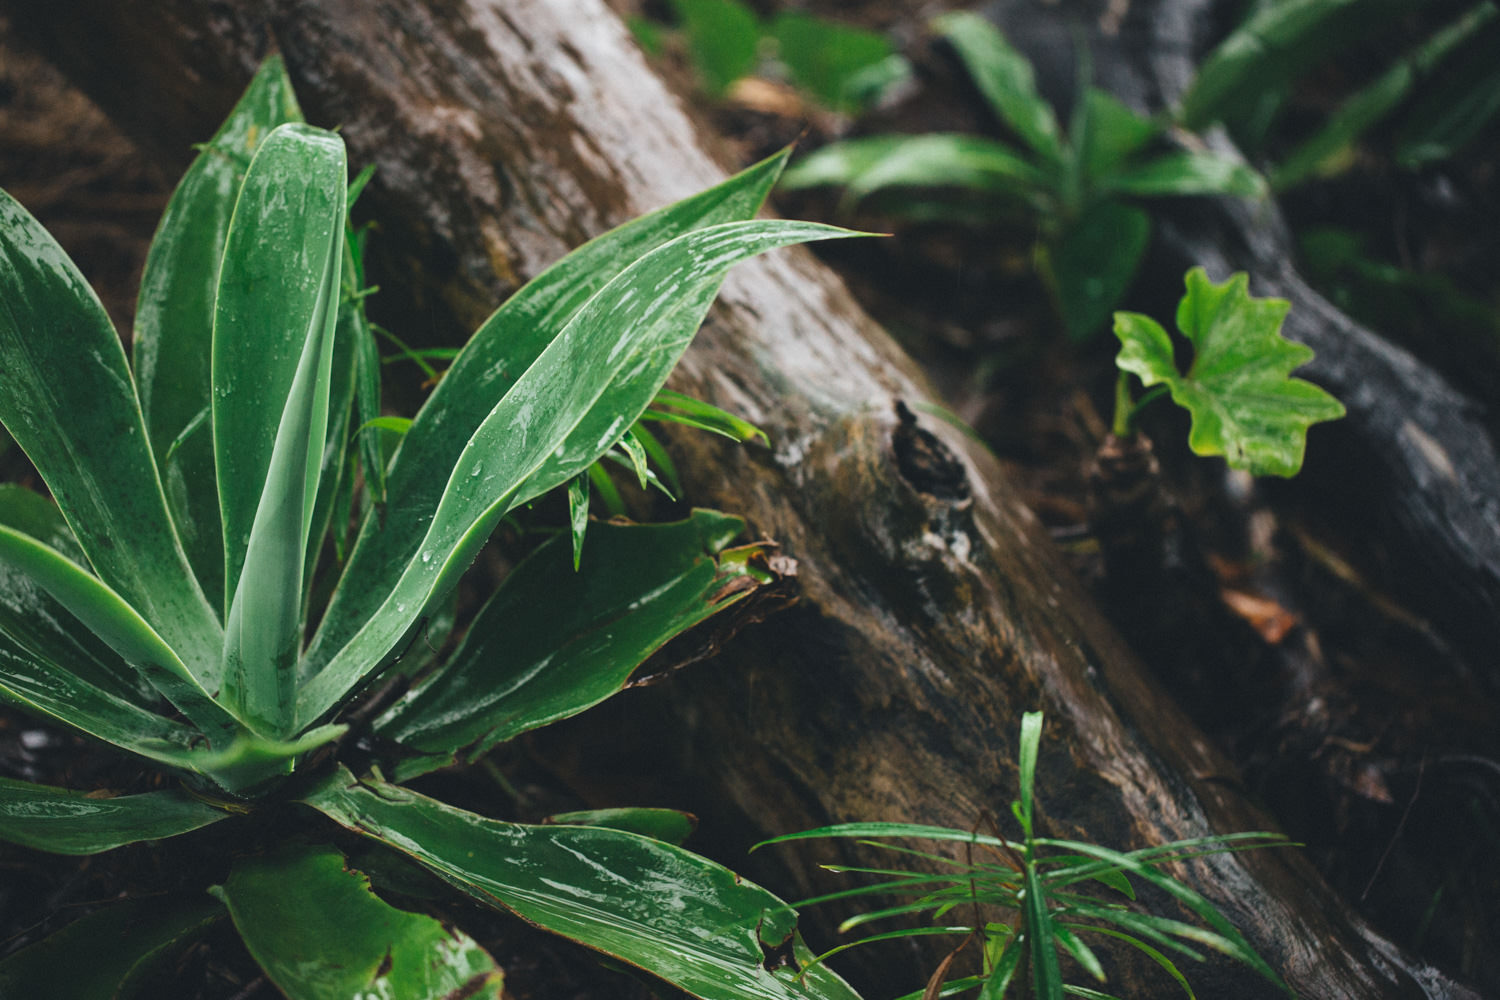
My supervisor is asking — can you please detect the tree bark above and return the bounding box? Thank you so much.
[8,1,1481,997]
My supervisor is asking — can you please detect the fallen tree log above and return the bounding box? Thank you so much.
[8,1,1480,996]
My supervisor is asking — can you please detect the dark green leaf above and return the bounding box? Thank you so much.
[0,896,221,1000]
[134,55,303,613]
[931,12,1064,165]
[216,843,503,1000]
[298,219,859,727]
[0,777,226,854]
[0,525,236,744]
[1113,268,1345,476]
[546,807,698,845]
[302,151,791,685]
[304,770,862,1000]
[1393,21,1500,167]
[1077,89,1159,180]
[0,188,223,686]
[375,511,754,776]
[1049,200,1150,342]
[216,123,347,738]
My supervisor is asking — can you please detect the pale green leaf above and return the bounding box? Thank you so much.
[1113,268,1345,476]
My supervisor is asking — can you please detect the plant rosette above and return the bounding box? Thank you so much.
[0,56,867,1000]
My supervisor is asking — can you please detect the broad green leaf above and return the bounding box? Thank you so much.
[0,525,236,743]
[1049,200,1150,342]
[780,134,1046,211]
[1103,151,1266,200]
[376,511,753,777]
[215,843,503,1000]
[0,778,226,854]
[303,151,790,682]
[671,0,761,96]
[298,219,860,727]
[0,896,221,1000]
[0,188,223,686]
[1077,90,1159,181]
[135,55,304,613]
[217,123,347,738]
[1272,2,1497,190]
[932,12,1064,165]
[1113,268,1345,476]
[546,807,698,845]
[304,769,862,1000]
[770,12,894,113]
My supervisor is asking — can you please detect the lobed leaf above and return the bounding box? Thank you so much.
[304,769,862,1000]
[215,843,503,1000]
[1113,268,1345,477]
[0,777,226,854]
[0,189,223,685]
[134,54,304,612]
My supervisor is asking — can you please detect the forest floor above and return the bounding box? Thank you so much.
[2,4,1497,997]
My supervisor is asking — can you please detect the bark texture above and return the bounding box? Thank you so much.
[9,1,1482,996]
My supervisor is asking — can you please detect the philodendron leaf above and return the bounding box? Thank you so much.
[0,778,226,854]
[302,150,791,683]
[304,769,862,1000]
[1113,268,1345,477]
[0,896,222,1000]
[217,123,347,738]
[298,220,860,728]
[0,189,223,687]
[135,54,304,613]
[215,843,503,1000]
[375,511,754,778]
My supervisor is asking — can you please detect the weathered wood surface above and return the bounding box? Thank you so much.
[9,1,1480,996]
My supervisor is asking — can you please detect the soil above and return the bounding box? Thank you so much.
[2,4,1497,998]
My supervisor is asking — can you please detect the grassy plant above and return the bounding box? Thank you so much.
[1111,268,1345,477]
[759,712,1293,999]
[779,12,1266,342]
[1181,0,1500,185]
[0,55,869,1000]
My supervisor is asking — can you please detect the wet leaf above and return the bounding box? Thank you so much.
[546,807,698,845]
[304,769,862,1000]
[216,123,347,738]
[1113,268,1345,477]
[216,843,502,1000]
[297,219,860,728]
[375,511,756,777]
[0,188,223,687]
[0,778,226,854]
[134,55,303,612]
[0,896,221,1000]
[302,150,791,682]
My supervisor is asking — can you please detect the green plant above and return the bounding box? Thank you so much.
[1181,0,1500,187]
[632,0,908,113]
[778,12,1267,341]
[0,56,868,1000]
[1111,267,1346,477]
[759,712,1292,999]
